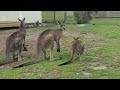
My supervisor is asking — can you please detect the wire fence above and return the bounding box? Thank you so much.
[42,11,120,25]
[42,11,75,24]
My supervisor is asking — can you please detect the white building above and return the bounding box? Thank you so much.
[0,11,42,27]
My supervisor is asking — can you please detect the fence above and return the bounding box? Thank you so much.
[42,11,120,25]
[96,11,120,18]
[42,11,75,24]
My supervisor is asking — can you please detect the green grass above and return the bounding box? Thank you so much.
[42,11,75,23]
[90,18,120,25]
[0,17,120,79]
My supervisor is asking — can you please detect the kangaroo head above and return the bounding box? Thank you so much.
[56,20,65,30]
[18,18,25,28]
[36,20,39,26]
[37,20,39,22]
[73,37,80,40]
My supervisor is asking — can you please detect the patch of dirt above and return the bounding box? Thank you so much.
[98,76,108,79]
[20,70,32,77]
[92,66,107,70]
[87,39,109,49]
[23,33,39,55]
[20,67,45,78]
[81,69,91,76]
[87,40,98,48]
[89,62,107,70]
[95,40,109,44]
[0,64,12,69]
[63,29,82,37]
[83,32,100,38]
[47,68,62,77]
[90,62,104,66]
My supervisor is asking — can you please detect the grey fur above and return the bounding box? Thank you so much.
[58,37,84,66]
[5,18,26,61]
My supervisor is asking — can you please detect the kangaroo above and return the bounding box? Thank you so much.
[13,32,54,68]
[18,18,28,52]
[0,18,27,66]
[58,37,84,66]
[34,20,40,27]
[36,32,54,62]
[43,20,65,52]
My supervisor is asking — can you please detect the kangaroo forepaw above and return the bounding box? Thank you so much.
[57,49,60,52]
[23,47,28,51]
[45,56,50,60]
[13,57,18,61]
[59,56,62,59]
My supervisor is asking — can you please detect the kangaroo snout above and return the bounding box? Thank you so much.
[22,46,28,51]
[57,48,60,52]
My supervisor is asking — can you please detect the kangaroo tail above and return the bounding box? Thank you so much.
[13,60,40,68]
[58,60,72,66]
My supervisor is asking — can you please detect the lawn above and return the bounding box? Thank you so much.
[0,17,120,79]
[42,11,75,23]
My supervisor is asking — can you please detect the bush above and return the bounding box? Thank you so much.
[74,11,97,24]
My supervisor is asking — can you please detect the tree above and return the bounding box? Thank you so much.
[73,11,97,24]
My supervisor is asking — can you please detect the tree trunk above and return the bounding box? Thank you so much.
[64,11,67,22]
[54,11,56,22]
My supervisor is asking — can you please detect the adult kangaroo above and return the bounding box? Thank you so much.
[13,20,65,68]
[58,37,84,66]
[18,18,28,52]
[0,18,27,66]
[13,32,54,68]
[44,20,65,52]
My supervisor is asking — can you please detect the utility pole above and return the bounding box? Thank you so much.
[54,11,56,22]
[64,11,67,22]
[19,11,22,19]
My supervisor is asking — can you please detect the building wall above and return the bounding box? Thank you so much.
[20,11,42,23]
[0,11,42,23]
[0,11,19,21]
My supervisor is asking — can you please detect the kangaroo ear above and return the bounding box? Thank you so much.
[18,18,21,22]
[23,18,25,21]
[76,37,80,40]
[73,37,76,40]
[73,37,80,40]
[63,19,65,24]
[56,21,60,25]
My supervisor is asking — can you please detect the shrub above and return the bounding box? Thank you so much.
[74,11,97,24]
